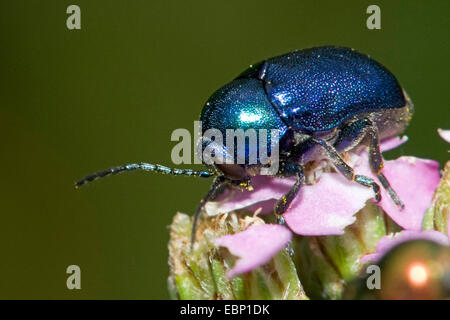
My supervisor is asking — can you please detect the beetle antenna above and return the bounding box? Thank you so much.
[75,163,215,188]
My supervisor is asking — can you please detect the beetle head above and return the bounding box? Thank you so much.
[198,78,288,180]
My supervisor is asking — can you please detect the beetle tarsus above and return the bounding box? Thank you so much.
[377,172,405,210]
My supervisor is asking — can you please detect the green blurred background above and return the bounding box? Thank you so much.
[0,0,448,299]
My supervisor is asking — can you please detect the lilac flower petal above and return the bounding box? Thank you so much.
[438,128,450,143]
[284,172,373,235]
[361,230,450,262]
[380,136,408,152]
[356,156,440,231]
[209,172,373,236]
[214,224,292,278]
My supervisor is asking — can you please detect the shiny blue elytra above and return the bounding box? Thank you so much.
[200,46,411,172]
[202,46,406,135]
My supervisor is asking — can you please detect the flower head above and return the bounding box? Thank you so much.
[169,133,449,299]
[211,136,442,278]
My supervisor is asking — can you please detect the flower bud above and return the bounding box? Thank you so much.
[168,212,307,300]
[422,161,450,236]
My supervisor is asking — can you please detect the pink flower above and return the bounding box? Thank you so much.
[212,136,443,278]
[357,156,440,231]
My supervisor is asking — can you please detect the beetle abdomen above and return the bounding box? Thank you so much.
[240,46,406,132]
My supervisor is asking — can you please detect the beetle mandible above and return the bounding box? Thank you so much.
[76,46,413,246]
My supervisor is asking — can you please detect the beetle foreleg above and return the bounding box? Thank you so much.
[190,176,227,249]
[273,164,303,257]
[274,164,304,215]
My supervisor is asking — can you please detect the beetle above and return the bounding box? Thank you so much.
[76,46,413,246]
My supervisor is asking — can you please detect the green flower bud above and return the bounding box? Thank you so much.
[422,161,450,235]
[168,212,308,300]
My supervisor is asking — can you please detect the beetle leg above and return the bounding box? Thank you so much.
[334,119,404,209]
[365,123,405,209]
[311,137,381,201]
[273,163,303,257]
[334,118,371,152]
[274,164,304,215]
[190,176,227,249]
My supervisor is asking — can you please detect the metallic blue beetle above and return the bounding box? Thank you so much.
[76,46,413,245]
